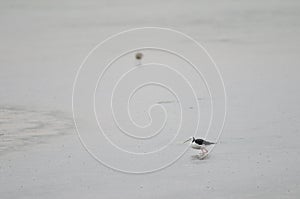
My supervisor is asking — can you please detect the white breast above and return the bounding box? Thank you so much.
[191,142,204,150]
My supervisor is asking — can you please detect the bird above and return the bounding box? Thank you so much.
[135,52,143,66]
[135,52,143,60]
[183,137,216,154]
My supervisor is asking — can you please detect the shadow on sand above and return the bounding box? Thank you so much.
[190,154,210,161]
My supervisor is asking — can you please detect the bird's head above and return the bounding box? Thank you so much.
[183,137,195,144]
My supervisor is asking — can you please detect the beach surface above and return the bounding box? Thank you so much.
[1,0,300,198]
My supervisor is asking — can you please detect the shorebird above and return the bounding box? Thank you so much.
[135,52,143,66]
[183,137,216,154]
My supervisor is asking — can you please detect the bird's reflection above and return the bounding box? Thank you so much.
[190,154,210,161]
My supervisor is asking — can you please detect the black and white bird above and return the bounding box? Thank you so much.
[183,137,216,154]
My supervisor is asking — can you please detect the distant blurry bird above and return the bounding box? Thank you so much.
[183,137,216,154]
[135,52,143,66]
[135,52,143,60]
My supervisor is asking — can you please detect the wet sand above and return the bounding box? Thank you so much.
[1,0,300,198]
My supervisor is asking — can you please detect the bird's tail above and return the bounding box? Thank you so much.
[203,140,216,145]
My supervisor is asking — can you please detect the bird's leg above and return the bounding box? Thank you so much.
[199,148,204,155]
[201,148,207,155]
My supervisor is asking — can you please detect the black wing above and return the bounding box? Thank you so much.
[194,139,204,145]
[202,140,215,145]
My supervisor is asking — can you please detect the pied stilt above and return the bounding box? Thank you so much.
[183,137,216,154]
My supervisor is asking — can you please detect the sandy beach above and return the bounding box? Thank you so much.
[1,0,300,198]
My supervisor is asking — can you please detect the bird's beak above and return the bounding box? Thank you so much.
[183,138,192,144]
